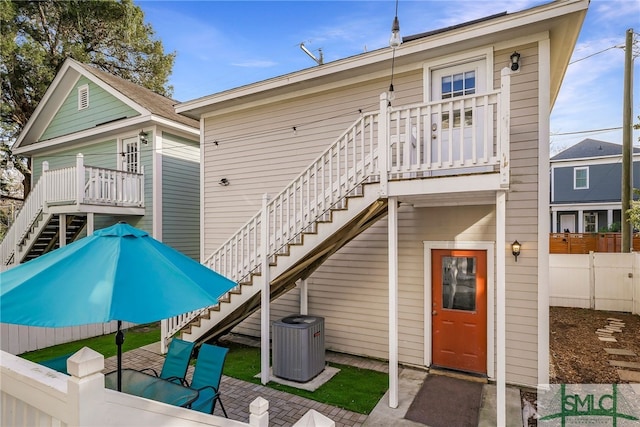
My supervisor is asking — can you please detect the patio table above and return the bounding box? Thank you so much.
[105,369,198,408]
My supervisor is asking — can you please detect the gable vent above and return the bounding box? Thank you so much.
[78,84,89,110]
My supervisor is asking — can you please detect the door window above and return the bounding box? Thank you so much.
[121,136,140,173]
[584,213,597,233]
[441,256,477,311]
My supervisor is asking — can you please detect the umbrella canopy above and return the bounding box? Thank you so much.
[1,222,235,327]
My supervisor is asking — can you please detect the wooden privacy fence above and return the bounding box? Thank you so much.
[549,233,640,254]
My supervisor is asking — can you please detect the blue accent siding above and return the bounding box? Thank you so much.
[552,161,640,203]
[161,132,200,260]
[40,76,139,141]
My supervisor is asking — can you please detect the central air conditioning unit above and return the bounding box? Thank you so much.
[272,315,325,382]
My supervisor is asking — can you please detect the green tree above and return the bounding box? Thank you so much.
[0,0,175,197]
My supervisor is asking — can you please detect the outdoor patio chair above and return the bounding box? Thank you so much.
[140,338,195,385]
[187,343,229,417]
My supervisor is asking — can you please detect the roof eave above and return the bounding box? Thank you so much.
[176,0,589,119]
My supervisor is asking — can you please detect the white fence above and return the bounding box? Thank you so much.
[550,253,640,314]
[0,321,131,355]
[1,347,266,427]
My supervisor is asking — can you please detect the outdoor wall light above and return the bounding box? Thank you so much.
[510,51,521,71]
[138,130,148,145]
[511,240,521,262]
[218,178,230,186]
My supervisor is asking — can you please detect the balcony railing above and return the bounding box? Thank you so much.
[0,153,144,268]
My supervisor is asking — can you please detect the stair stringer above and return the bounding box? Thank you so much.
[11,211,53,266]
[181,182,387,343]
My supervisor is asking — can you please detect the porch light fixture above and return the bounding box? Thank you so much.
[138,130,148,145]
[218,178,230,186]
[510,51,521,71]
[511,240,521,262]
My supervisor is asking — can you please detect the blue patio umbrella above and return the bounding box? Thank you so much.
[0,222,236,390]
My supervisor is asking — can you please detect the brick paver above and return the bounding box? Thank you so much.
[103,344,375,426]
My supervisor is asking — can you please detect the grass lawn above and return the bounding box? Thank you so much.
[18,323,161,363]
[19,328,387,414]
[223,341,388,414]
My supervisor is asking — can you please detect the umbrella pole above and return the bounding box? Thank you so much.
[116,320,125,391]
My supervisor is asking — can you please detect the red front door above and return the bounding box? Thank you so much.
[431,249,487,374]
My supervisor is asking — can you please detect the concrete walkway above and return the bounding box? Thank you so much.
[104,340,523,426]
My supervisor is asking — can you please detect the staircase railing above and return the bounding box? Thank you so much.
[0,154,145,269]
[165,77,510,342]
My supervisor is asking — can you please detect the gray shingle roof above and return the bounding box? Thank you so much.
[77,62,198,129]
[551,138,640,161]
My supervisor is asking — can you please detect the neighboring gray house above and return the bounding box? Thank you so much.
[550,138,640,233]
[1,58,200,354]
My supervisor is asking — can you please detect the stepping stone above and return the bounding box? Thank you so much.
[605,348,637,356]
[609,360,640,369]
[618,370,640,382]
[596,331,612,336]
[597,328,612,333]
[608,318,623,322]
[605,328,622,333]
[599,337,617,342]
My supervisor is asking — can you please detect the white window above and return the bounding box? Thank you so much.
[121,136,140,173]
[78,84,89,110]
[584,213,597,233]
[574,167,588,189]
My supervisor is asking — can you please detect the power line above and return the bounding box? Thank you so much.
[551,126,623,136]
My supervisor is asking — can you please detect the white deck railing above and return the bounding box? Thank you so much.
[0,348,270,427]
[0,153,144,269]
[166,74,511,343]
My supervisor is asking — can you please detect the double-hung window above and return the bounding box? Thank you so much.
[574,167,588,190]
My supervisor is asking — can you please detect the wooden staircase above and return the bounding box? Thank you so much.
[181,184,388,344]
[21,214,87,263]
[165,85,509,348]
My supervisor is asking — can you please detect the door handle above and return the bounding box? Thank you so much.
[432,311,437,316]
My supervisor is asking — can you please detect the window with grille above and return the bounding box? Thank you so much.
[78,84,89,110]
[574,167,588,189]
[122,136,140,173]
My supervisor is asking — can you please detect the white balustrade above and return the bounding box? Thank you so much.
[166,82,509,343]
[0,154,145,270]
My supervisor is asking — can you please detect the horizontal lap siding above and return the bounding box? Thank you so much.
[161,132,200,260]
[41,76,138,141]
[234,204,495,367]
[496,43,540,387]
[201,70,423,257]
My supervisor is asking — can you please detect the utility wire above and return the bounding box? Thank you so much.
[551,126,623,136]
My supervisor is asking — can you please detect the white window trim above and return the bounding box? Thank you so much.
[583,212,598,233]
[423,47,493,103]
[573,166,589,190]
[78,84,89,110]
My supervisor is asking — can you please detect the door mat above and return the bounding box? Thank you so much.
[404,374,484,427]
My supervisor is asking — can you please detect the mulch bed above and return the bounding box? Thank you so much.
[521,306,640,426]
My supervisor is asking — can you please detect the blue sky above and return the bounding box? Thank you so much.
[136,0,639,154]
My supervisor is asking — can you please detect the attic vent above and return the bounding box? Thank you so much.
[78,84,89,110]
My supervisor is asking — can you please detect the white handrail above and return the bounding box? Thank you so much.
[0,155,145,269]
[167,88,506,341]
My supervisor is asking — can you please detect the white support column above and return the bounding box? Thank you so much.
[552,210,558,233]
[86,213,94,235]
[578,209,584,232]
[76,153,85,206]
[496,191,506,427]
[379,93,389,197]
[260,193,271,385]
[59,214,67,247]
[607,210,614,229]
[388,196,398,408]
[299,279,308,315]
[499,68,511,188]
